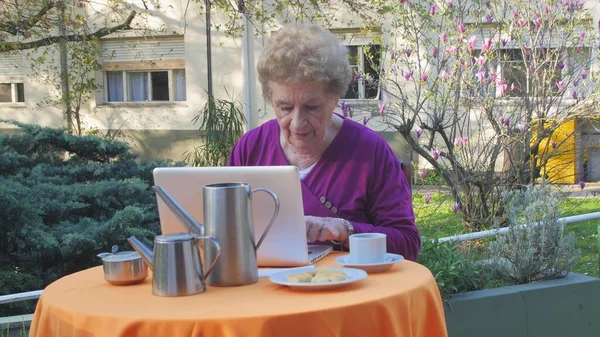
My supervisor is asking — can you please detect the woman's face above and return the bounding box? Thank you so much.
[269,81,339,151]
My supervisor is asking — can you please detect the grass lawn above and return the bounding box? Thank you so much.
[412,192,600,278]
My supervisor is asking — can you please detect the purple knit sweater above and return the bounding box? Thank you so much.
[227,116,421,261]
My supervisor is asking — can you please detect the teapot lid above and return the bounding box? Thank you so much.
[155,232,194,243]
[99,251,141,262]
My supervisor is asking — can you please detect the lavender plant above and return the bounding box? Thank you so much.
[489,183,580,284]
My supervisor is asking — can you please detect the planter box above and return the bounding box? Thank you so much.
[444,273,600,337]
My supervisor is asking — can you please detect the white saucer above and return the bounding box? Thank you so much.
[269,266,367,291]
[334,253,405,273]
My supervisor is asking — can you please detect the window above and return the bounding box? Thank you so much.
[101,36,186,104]
[499,48,563,97]
[467,47,569,98]
[0,82,25,103]
[105,69,186,102]
[343,44,382,100]
[0,52,25,104]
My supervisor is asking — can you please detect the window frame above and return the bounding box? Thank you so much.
[103,68,186,104]
[0,81,25,105]
[342,43,383,101]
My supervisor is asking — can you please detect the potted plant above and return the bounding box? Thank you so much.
[427,184,600,337]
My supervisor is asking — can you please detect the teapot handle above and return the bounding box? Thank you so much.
[251,187,280,250]
[194,236,221,280]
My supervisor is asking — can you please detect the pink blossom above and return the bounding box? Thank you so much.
[467,36,477,50]
[339,102,353,117]
[501,37,508,47]
[439,69,451,80]
[556,81,564,90]
[421,74,428,82]
[431,148,441,160]
[510,83,515,91]
[489,72,497,82]
[390,64,398,75]
[446,46,457,56]
[517,123,528,133]
[581,70,588,79]
[572,90,578,99]
[432,47,439,58]
[486,14,494,23]
[518,19,526,28]
[430,3,437,15]
[476,71,486,83]
[415,129,422,138]
[580,31,585,42]
[454,137,461,147]
[398,0,407,3]
[482,38,492,52]
[452,202,461,213]
[378,102,387,115]
[500,82,508,96]
[353,73,362,81]
[462,137,469,146]
[404,71,413,81]
[418,170,427,180]
[390,50,396,60]
[558,60,565,69]
[457,21,466,34]
[577,46,582,53]
[441,33,448,43]
[476,55,486,67]
[362,116,371,125]
[534,18,542,29]
[425,193,432,204]
[405,49,412,58]
[545,7,550,15]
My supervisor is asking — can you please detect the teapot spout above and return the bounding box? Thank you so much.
[128,236,154,270]
[153,186,204,236]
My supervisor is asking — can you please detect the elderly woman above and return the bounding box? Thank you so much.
[227,23,420,260]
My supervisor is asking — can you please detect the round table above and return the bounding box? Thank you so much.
[29,252,448,337]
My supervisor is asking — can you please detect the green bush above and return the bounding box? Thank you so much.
[0,120,184,316]
[489,183,580,284]
[417,237,497,299]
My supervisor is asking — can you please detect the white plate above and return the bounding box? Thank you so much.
[334,253,405,273]
[269,266,368,291]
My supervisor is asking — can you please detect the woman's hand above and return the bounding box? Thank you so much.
[305,216,348,242]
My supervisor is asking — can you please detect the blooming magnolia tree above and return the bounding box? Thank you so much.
[203,0,600,230]
[369,0,600,230]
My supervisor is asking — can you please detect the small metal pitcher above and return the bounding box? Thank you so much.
[128,233,220,297]
[203,183,279,286]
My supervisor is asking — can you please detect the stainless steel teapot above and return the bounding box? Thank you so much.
[128,233,220,297]
[128,186,222,297]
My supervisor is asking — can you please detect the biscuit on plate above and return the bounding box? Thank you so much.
[286,271,315,283]
[311,269,347,283]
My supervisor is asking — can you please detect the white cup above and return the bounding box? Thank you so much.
[348,233,387,264]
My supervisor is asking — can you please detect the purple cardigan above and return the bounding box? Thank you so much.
[227,116,421,261]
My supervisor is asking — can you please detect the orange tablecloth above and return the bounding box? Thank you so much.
[29,252,448,337]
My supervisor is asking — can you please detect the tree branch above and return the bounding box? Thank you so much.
[0,1,57,36]
[2,10,137,51]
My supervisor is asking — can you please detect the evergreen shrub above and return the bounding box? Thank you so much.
[0,120,184,316]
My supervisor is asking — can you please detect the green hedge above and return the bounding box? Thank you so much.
[0,120,183,316]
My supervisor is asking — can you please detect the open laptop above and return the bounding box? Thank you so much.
[152,166,332,267]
